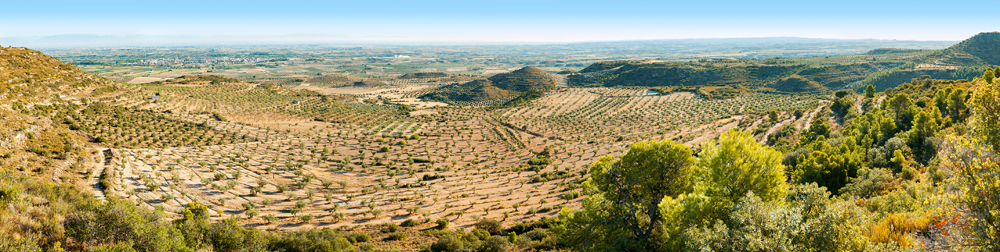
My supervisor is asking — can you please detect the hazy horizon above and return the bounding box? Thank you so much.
[2,0,997,46]
[1,34,966,49]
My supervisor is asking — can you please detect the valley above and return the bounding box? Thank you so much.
[2,32,1000,251]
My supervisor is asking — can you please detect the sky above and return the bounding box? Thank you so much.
[1,0,998,43]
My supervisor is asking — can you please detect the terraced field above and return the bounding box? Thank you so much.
[77,80,825,234]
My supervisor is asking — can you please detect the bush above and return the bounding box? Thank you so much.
[471,228,490,240]
[479,236,512,252]
[430,234,465,252]
[867,214,926,247]
[885,137,909,158]
[523,229,552,241]
[66,198,189,252]
[401,219,419,227]
[209,217,267,251]
[436,218,450,230]
[506,217,558,234]
[422,173,445,181]
[358,243,376,251]
[269,228,354,252]
[559,191,580,200]
[475,218,503,235]
[382,224,400,233]
[386,233,407,241]
[90,241,138,252]
[346,233,370,243]
[867,189,919,214]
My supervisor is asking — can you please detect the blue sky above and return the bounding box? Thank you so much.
[1,0,997,42]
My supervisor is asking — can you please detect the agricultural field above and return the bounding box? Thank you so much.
[61,73,827,241]
[7,33,1000,251]
[5,46,832,249]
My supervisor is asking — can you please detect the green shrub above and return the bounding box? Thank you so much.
[559,191,580,200]
[523,229,552,242]
[386,232,407,241]
[506,217,557,234]
[479,236,512,252]
[867,189,919,214]
[430,234,465,252]
[358,243,376,251]
[346,233,371,243]
[436,218,450,230]
[90,241,138,252]
[471,229,490,240]
[401,219,419,227]
[840,167,894,198]
[268,228,354,252]
[383,224,400,233]
[209,217,267,251]
[65,198,188,252]
[475,218,503,235]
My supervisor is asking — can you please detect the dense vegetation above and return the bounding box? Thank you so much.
[419,66,556,106]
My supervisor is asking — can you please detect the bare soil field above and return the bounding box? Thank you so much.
[128,77,173,84]
[84,83,824,240]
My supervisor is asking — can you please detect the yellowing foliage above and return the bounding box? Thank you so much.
[867,213,931,248]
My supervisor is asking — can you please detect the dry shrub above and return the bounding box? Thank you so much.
[867,213,930,247]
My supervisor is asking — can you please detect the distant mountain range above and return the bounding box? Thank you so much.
[0,34,956,51]
[0,34,379,48]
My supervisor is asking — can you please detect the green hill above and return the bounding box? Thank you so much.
[487,66,556,92]
[571,32,999,93]
[928,32,1000,65]
[853,32,999,91]
[569,61,881,92]
[418,66,556,106]
[418,79,514,103]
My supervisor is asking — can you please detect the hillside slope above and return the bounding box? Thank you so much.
[487,66,556,92]
[931,31,1000,65]
[419,66,556,105]
[0,47,116,104]
[571,32,998,93]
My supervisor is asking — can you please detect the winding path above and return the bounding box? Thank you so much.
[89,148,111,201]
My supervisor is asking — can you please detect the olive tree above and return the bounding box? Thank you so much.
[559,139,696,251]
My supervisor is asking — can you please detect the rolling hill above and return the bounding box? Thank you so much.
[569,32,998,93]
[486,66,557,92]
[419,66,556,105]
[0,47,116,104]
[930,31,1000,65]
